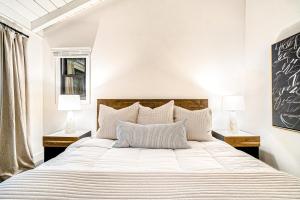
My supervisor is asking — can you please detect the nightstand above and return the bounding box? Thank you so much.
[43,130,91,162]
[212,130,260,159]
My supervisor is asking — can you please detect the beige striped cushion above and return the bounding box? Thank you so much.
[113,120,190,149]
[96,102,139,139]
[174,106,213,141]
[137,100,174,124]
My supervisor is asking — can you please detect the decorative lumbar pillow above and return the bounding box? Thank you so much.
[137,100,174,124]
[174,106,213,141]
[113,120,190,149]
[96,102,139,139]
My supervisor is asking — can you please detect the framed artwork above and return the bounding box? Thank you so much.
[53,48,91,104]
[272,32,300,131]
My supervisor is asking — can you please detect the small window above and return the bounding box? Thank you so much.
[53,48,91,104]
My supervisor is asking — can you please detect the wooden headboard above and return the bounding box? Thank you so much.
[97,99,208,129]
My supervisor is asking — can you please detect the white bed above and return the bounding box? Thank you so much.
[1,99,300,199]
[1,137,300,200]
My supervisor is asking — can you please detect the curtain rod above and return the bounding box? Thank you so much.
[0,21,29,38]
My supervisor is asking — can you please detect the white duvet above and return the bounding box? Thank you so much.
[1,138,300,200]
[38,137,274,173]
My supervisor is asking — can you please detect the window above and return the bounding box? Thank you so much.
[53,48,91,104]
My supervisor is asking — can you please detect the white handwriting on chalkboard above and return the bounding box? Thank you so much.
[273,33,300,129]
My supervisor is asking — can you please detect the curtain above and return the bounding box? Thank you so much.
[65,76,74,94]
[65,60,74,94]
[0,25,34,181]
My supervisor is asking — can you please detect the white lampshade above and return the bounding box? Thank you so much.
[222,95,245,111]
[58,95,80,111]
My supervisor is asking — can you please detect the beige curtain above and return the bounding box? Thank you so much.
[0,25,34,181]
[65,61,74,94]
[65,77,74,94]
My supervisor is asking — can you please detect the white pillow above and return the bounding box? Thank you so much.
[96,102,139,139]
[113,120,190,149]
[137,100,174,124]
[174,106,213,141]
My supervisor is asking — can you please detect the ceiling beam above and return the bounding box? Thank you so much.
[31,0,101,32]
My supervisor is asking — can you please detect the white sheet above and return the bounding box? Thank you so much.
[38,137,274,173]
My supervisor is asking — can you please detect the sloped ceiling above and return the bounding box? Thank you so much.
[1,0,74,21]
[0,0,103,32]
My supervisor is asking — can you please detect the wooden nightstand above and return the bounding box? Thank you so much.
[43,130,91,162]
[212,130,260,159]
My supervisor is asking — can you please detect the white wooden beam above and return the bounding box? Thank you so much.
[31,0,102,32]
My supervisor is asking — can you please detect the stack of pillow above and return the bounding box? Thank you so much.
[96,100,212,149]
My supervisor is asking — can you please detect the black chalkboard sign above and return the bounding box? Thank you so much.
[272,32,300,131]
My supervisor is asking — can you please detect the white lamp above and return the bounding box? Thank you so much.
[222,95,245,132]
[58,95,80,134]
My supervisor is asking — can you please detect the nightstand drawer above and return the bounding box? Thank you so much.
[212,130,260,158]
[43,137,81,147]
[43,130,91,162]
[224,137,260,147]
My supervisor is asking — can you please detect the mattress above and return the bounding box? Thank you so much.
[0,138,300,200]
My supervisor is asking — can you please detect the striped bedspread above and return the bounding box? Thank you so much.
[0,170,300,199]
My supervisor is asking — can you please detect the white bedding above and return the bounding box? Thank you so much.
[38,137,274,173]
[1,138,300,199]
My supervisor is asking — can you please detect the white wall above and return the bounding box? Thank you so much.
[43,0,245,134]
[243,0,300,177]
[27,33,44,164]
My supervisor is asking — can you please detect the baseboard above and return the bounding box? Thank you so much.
[33,150,44,166]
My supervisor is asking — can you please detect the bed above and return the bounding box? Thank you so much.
[0,99,299,200]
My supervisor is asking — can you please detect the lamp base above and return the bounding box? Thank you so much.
[65,111,75,134]
[229,111,239,133]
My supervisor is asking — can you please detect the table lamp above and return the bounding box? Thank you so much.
[58,95,80,133]
[222,95,245,132]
